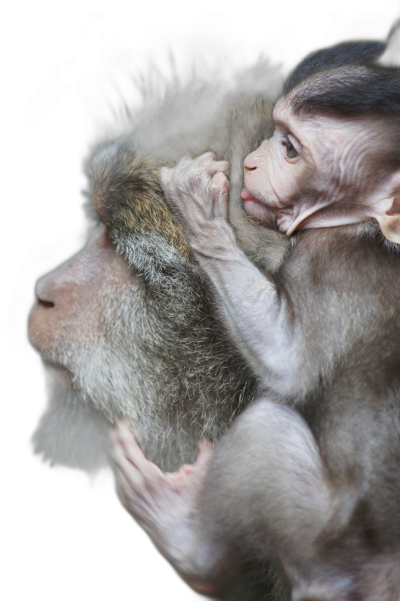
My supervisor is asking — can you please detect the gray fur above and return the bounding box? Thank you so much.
[152,74,400,599]
[98,26,400,598]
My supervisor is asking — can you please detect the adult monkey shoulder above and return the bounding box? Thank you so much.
[111,28,400,601]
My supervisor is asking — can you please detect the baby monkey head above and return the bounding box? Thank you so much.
[242,39,400,243]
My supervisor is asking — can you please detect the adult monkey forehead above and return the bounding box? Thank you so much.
[242,35,400,241]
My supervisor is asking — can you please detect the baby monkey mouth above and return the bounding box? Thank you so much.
[241,188,280,229]
[240,188,260,203]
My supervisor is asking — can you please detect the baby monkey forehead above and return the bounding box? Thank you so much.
[272,98,381,169]
[272,98,299,132]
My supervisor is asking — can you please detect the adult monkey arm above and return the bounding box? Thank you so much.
[112,403,332,599]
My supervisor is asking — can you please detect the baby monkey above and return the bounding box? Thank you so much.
[111,34,400,601]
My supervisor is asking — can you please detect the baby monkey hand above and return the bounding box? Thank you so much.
[110,421,215,593]
[160,153,230,253]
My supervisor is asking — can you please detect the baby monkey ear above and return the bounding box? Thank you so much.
[374,172,400,243]
[377,20,400,67]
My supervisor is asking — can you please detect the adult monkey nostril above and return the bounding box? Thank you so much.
[37,298,55,309]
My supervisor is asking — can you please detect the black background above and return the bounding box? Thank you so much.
[8,10,398,601]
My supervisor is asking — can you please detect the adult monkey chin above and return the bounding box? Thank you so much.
[111,25,400,601]
[29,59,292,600]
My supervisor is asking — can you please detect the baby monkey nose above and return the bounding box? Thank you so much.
[36,298,55,309]
[243,157,257,171]
[243,154,258,171]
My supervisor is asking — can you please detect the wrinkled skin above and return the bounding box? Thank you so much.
[242,98,400,239]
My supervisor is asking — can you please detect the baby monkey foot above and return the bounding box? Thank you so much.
[110,421,213,585]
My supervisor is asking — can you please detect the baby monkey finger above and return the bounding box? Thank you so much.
[208,160,230,177]
[195,152,216,166]
[176,155,194,168]
[159,166,173,189]
[210,172,230,219]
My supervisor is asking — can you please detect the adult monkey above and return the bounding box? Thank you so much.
[29,59,291,600]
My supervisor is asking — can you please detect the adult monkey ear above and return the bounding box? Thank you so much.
[374,172,400,244]
[377,20,400,66]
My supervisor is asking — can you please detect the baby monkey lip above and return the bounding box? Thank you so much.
[241,188,261,203]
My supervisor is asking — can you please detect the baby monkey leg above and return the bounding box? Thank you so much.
[110,401,351,599]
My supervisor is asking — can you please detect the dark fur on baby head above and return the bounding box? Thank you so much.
[284,21,400,165]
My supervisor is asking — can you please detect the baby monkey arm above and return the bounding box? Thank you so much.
[160,154,292,383]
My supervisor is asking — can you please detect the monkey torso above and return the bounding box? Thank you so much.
[274,223,400,545]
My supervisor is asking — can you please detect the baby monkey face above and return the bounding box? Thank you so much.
[242,98,310,234]
[242,98,382,236]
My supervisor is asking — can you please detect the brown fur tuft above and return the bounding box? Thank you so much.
[92,97,290,272]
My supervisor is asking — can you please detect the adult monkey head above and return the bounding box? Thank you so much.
[242,31,400,242]
[27,66,286,474]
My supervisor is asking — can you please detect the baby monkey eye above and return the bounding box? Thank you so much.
[279,134,299,160]
[285,140,299,159]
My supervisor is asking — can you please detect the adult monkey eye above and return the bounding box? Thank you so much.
[286,140,299,159]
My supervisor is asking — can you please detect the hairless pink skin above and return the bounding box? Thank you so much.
[241,98,400,239]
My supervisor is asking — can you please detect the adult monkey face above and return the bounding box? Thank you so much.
[28,227,155,470]
[28,219,252,472]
